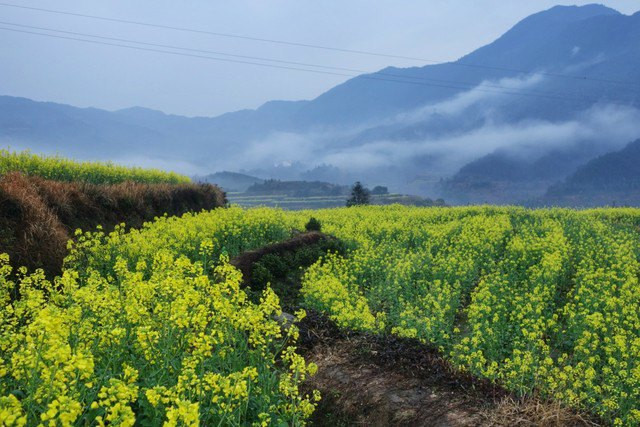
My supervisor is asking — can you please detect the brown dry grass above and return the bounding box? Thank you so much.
[0,172,226,275]
[480,396,601,427]
[0,172,69,273]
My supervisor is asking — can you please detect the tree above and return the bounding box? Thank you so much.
[371,185,388,195]
[305,217,322,232]
[346,181,370,207]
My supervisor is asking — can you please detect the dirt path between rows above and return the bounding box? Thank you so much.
[307,341,487,426]
[233,232,601,426]
[298,312,599,427]
[298,312,497,426]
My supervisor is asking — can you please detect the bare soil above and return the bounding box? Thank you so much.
[299,311,497,426]
[298,311,600,427]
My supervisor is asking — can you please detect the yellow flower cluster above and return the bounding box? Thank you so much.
[65,207,295,279]
[5,202,640,425]
[1,214,318,425]
[292,206,640,425]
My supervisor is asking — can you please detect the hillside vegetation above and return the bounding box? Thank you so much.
[0,149,190,184]
[245,180,348,197]
[194,171,264,192]
[544,139,640,206]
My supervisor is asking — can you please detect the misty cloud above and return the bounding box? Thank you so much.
[315,104,640,173]
[394,74,546,125]
[215,71,640,188]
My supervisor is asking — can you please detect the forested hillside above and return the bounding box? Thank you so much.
[544,139,640,206]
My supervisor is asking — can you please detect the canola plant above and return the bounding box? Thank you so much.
[2,205,640,425]
[299,206,640,426]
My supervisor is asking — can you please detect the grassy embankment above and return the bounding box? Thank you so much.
[0,150,225,273]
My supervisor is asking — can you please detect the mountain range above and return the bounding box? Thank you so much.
[543,138,640,206]
[2,4,640,204]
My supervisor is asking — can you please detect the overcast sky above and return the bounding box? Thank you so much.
[1,1,638,117]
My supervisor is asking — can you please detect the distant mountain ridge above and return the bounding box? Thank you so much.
[194,171,264,193]
[542,139,640,206]
[2,4,640,204]
[245,179,349,197]
[553,138,640,191]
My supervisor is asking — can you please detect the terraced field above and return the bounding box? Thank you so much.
[227,192,444,210]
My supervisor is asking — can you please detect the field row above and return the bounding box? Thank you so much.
[64,206,640,424]
[2,206,640,425]
[0,208,315,426]
[299,207,640,425]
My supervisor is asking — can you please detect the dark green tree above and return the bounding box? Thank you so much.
[346,181,370,207]
[305,217,322,232]
[371,185,388,195]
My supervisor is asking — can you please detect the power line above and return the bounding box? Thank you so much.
[0,25,611,106]
[0,27,348,77]
[1,1,638,88]
[0,20,602,99]
[2,25,633,109]
[0,21,403,74]
[0,2,428,62]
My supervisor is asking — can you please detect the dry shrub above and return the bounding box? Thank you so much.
[481,396,601,427]
[0,173,68,273]
[0,172,226,275]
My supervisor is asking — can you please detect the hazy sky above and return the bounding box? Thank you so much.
[1,1,638,117]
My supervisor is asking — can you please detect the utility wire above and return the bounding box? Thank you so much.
[0,21,408,73]
[2,25,633,108]
[0,1,638,88]
[0,2,428,62]
[0,25,614,107]
[0,20,601,99]
[0,26,349,77]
